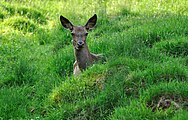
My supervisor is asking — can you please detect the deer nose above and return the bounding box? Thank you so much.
[77,41,84,47]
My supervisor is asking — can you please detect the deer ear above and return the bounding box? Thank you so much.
[85,14,97,30]
[60,15,73,31]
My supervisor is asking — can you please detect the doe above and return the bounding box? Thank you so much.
[60,14,101,76]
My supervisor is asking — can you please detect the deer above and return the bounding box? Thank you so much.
[60,14,102,76]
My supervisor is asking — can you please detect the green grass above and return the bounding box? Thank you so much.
[154,36,188,57]
[1,0,188,119]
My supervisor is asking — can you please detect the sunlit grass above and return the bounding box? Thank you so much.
[0,0,188,119]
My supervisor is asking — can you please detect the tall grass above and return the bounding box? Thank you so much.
[0,0,188,119]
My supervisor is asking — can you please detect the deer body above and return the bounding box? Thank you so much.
[60,14,101,76]
[73,48,99,75]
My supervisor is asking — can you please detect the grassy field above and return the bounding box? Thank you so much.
[1,0,188,119]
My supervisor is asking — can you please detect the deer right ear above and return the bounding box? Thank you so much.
[60,15,73,31]
[85,14,97,31]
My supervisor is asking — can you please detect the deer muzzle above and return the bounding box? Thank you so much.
[77,37,85,48]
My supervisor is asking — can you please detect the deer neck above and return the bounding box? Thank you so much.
[74,44,93,70]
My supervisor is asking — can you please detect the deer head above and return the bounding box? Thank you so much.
[60,14,97,50]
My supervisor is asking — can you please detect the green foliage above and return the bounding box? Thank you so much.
[112,82,188,120]
[111,101,154,120]
[0,54,37,86]
[52,47,74,76]
[171,111,188,120]
[142,82,188,103]
[154,37,188,57]
[130,16,188,47]
[0,86,31,119]
[0,3,46,23]
[0,0,188,119]
[0,7,7,19]
[3,16,37,33]
[16,6,47,24]
[125,62,188,96]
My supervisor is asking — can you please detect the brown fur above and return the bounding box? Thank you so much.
[60,14,101,76]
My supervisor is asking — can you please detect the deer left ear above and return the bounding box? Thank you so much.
[60,15,73,31]
[85,14,97,30]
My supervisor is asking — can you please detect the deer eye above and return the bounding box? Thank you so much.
[85,33,88,36]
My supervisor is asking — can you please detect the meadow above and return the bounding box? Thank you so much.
[0,0,188,119]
